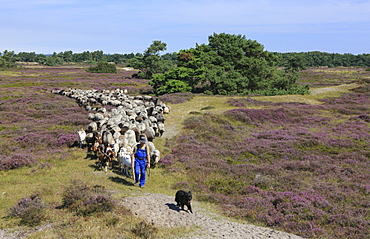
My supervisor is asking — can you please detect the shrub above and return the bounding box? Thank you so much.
[8,193,47,226]
[0,153,37,171]
[61,180,91,210]
[159,92,194,104]
[131,221,158,239]
[57,134,77,147]
[61,180,116,216]
[77,195,116,217]
[86,61,117,73]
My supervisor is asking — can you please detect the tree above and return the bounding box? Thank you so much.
[82,51,93,63]
[130,41,175,79]
[156,79,192,95]
[149,33,309,96]
[149,66,204,94]
[44,53,63,66]
[91,50,106,62]
[0,50,18,68]
[282,54,306,72]
[17,52,37,62]
[62,51,74,62]
[86,61,117,73]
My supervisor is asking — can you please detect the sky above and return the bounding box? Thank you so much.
[1,0,369,55]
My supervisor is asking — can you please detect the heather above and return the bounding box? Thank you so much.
[159,92,195,104]
[61,180,118,217]
[1,66,369,238]
[162,83,370,238]
[0,66,149,170]
[7,193,47,226]
[298,67,368,88]
[0,66,182,238]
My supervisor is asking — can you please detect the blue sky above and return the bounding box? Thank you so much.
[1,0,369,55]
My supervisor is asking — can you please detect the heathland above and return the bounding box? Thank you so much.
[0,65,369,238]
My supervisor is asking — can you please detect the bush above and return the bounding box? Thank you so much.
[0,154,37,171]
[86,61,117,73]
[159,92,194,104]
[131,221,158,239]
[61,180,91,210]
[77,195,116,216]
[61,180,116,216]
[8,193,47,226]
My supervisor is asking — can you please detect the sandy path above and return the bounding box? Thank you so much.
[121,193,303,239]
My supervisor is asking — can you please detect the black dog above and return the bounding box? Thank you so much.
[175,190,193,213]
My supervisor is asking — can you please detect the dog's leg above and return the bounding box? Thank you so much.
[187,203,193,213]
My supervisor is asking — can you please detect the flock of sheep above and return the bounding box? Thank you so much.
[51,88,170,174]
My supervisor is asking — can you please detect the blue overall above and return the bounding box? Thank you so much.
[134,147,148,187]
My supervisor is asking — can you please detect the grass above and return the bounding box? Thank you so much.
[0,66,369,238]
[0,147,188,237]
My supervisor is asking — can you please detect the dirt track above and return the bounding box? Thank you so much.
[121,193,304,239]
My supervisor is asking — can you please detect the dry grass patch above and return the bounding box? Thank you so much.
[163,83,358,140]
[256,83,359,105]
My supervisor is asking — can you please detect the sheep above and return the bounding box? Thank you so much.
[117,146,133,177]
[87,122,98,132]
[142,127,156,142]
[124,129,137,148]
[85,132,96,151]
[147,141,160,168]
[163,104,171,114]
[102,130,114,147]
[104,144,116,170]
[53,88,168,172]
[112,131,121,141]
[77,129,86,148]
[157,122,165,137]
[116,135,129,148]
[150,149,161,168]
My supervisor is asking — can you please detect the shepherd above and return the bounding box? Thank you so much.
[131,136,151,188]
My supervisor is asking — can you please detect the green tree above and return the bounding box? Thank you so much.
[62,50,74,62]
[82,51,93,63]
[17,52,37,62]
[150,33,309,96]
[36,54,47,65]
[283,54,306,72]
[131,41,174,79]
[0,50,18,68]
[156,79,192,95]
[86,61,117,73]
[92,50,106,62]
[44,53,63,66]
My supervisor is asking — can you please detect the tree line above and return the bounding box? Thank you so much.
[1,33,369,97]
[277,51,370,68]
[0,49,177,67]
[1,49,369,68]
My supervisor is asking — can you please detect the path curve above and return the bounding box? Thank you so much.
[121,193,303,239]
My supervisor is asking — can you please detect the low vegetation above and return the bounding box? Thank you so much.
[86,61,117,73]
[0,66,369,238]
[7,193,47,227]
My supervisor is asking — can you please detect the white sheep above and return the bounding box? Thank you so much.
[117,146,133,177]
[77,129,86,148]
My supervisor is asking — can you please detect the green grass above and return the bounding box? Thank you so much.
[0,82,45,88]
[0,145,190,237]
